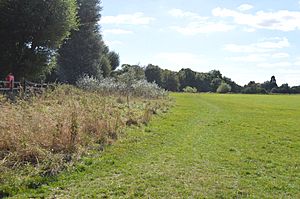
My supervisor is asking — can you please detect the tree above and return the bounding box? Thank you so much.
[0,0,78,80]
[261,81,275,92]
[162,70,179,91]
[210,78,222,92]
[261,76,278,92]
[222,76,242,93]
[271,76,277,84]
[291,86,300,94]
[217,82,231,93]
[57,0,104,84]
[100,55,111,77]
[145,64,163,86]
[195,73,211,92]
[209,70,222,79]
[178,68,196,91]
[116,64,145,81]
[276,83,291,94]
[107,51,120,71]
[242,81,266,94]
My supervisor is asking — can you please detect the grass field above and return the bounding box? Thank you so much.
[10,93,300,198]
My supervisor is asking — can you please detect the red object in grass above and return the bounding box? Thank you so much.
[5,73,14,89]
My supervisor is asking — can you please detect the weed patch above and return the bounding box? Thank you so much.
[0,85,170,196]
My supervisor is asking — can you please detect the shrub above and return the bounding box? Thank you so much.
[75,75,101,91]
[183,86,197,93]
[217,83,232,93]
[270,87,279,94]
[132,80,167,99]
[76,75,167,99]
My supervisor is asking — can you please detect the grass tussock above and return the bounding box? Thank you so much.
[0,85,170,196]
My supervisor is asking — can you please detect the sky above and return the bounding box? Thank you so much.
[101,0,300,86]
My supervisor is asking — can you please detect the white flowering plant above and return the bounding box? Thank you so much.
[76,75,167,99]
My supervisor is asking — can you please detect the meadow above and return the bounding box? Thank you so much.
[4,93,300,198]
[0,85,169,197]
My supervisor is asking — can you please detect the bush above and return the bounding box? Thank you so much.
[132,80,167,98]
[270,87,279,94]
[183,86,197,93]
[217,83,231,93]
[76,75,167,98]
[75,75,101,91]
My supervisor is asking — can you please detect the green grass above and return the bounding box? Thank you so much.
[10,93,300,198]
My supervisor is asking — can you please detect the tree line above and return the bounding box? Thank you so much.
[0,0,119,83]
[142,64,300,94]
[1,1,299,94]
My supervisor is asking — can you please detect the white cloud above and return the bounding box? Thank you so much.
[168,8,235,35]
[168,8,204,19]
[243,27,256,32]
[102,12,155,25]
[227,54,268,62]
[171,21,234,35]
[293,57,300,65]
[257,62,292,68]
[272,52,290,59]
[224,37,290,53]
[238,4,254,11]
[153,52,206,71]
[225,38,291,67]
[212,7,300,31]
[256,37,290,49]
[103,29,133,35]
[228,52,290,63]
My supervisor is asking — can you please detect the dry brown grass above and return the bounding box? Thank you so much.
[0,85,169,178]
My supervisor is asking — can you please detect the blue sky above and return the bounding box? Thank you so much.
[101,0,300,86]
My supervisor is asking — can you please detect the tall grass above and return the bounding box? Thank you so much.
[0,85,170,196]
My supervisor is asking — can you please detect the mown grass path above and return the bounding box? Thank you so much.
[15,93,300,198]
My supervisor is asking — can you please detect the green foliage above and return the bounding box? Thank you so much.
[114,65,298,95]
[162,70,179,91]
[194,73,211,92]
[222,76,242,93]
[129,65,243,93]
[209,70,222,79]
[100,55,112,77]
[144,65,180,92]
[216,82,231,93]
[0,0,78,80]
[145,64,163,85]
[183,86,197,93]
[178,68,196,91]
[57,0,104,84]
[261,81,278,92]
[210,78,222,92]
[271,83,291,94]
[117,64,145,81]
[107,51,120,71]
[242,81,267,94]
[278,83,290,93]
[291,86,300,94]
